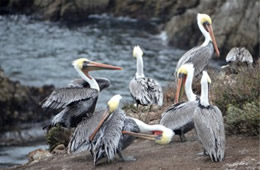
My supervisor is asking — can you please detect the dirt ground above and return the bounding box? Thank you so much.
[9,130,259,170]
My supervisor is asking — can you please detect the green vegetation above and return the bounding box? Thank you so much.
[211,60,260,135]
[225,102,259,135]
[46,125,71,151]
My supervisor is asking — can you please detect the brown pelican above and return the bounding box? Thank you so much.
[175,13,220,79]
[129,46,163,108]
[225,47,253,64]
[42,58,122,128]
[160,63,198,141]
[194,71,225,162]
[122,117,174,145]
[68,94,174,165]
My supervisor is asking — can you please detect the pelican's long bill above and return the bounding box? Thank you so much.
[89,107,110,141]
[175,73,187,103]
[83,61,123,71]
[122,131,160,141]
[205,24,220,57]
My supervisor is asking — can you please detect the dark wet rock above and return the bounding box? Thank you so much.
[0,68,54,132]
[33,0,109,21]
[0,0,34,14]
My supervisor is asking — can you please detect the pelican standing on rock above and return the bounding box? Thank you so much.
[175,13,220,79]
[68,94,174,165]
[194,71,225,162]
[160,64,198,141]
[42,58,122,128]
[129,46,163,109]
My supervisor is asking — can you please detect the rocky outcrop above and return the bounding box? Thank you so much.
[33,0,110,21]
[165,0,259,58]
[0,68,54,132]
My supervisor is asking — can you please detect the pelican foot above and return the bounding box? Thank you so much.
[196,150,208,156]
[196,152,205,156]
[118,150,136,162]
[120,155,136,162]
[179,134,187,142]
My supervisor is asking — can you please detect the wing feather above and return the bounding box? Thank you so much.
[194,106,225,162]
[129,77,163,106]
[160,101,198,131]
[175,43,214,77]
[42,87,98,109]
[93,109,126,163]
[68,109,105,153]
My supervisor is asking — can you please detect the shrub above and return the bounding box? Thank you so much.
[225,102,259,135]
[211,59,260,135]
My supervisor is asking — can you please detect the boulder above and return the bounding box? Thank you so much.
[165,0,259,58]
[33,0,110,21]
[28,149,52,163]
[0,68,54,132]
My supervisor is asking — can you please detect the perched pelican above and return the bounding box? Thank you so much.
[194,71,225,162]
[225,47,253,65]
[68,94,174,165]
[160,64,198,141]
[42,58,122,128]
[175,13,220,79]
[129,46,163,108]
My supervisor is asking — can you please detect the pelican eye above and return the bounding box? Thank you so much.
[202,21,210,32]
[155,134,162,140]
[178,73,186,79]
[82,60,90,67]
[203,21,210,26]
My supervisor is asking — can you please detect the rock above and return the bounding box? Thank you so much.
[28,148,52,163]
[165,0,259,58]
[0,68,54,132]
[33,0,110,21]
[52,144,66,154]
[165,10,199,49]
[213,0,259,58]
[42,0,62,21]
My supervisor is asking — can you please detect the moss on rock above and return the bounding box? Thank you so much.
[46,125,71,151]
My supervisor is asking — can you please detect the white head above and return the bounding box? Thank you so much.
[176,63,196,102]
[197,13,220,57]
[107,94,123,113]
[72,58,122,91]
[177,63,194,76]
[133,45,145,78]
[133,46,143,58]
[201,71,211,84]
[155,126,175,145]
